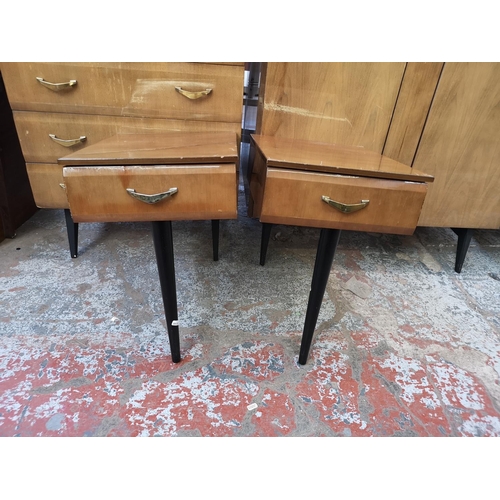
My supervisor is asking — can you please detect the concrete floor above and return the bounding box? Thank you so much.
[1,180,500,437]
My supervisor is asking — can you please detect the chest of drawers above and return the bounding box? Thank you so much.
[0,62,245,256]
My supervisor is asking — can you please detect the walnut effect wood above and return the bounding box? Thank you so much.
[60,131,239,223]
[251,134,434,183]
[248,147,267,218]
[63,164,237,223]
[0,62,245,123]
[260,168,428,235]
[413,63,500,228]
[256,62,406,152]
[58,132,238,166]
[250,135,433,235]
[1,63,244,215]
[26,163,69,208]
[13,111,242,165]
[383,62,443,166]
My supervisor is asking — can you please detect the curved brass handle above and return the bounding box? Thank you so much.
[49,134,86,147]
[36,77,77,91]
[322,195,370,214]
[126,187,178,204]
[175,86,212,99]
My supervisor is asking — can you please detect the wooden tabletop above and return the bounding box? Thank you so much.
[58,132,239,166]
[251,135,434,183]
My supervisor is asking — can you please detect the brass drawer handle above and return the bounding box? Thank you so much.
[175,86,212,99]
[49,134,87,147]
[36,77,77,91]
[126,187,178,204]
[322,195,370,214]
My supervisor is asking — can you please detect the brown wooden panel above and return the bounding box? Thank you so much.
[13,111,242,164]
[251,134,434,182]
[413,63,500,228]
[26,163,69,208]
[383,62,443,166]
[248,147,267,218]
[1,62,245,123]
[63,164,237,223]
[260,168,427,235]
[256,62,406,152]
[58,132,238,166]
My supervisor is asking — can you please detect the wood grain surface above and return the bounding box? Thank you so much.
[413,63,500,228]
[13,111,242,164]
[1,62,245,123]
[260,168,428,235]
[256,62,406,152]
[58,132,238,166]
[251,134,434,182]
[26,163,69,208]
[383,62,443,166]
[63,164,237,223]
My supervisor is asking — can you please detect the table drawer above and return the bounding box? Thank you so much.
[13,111,242,164]
[26,163,69,209]
[63,164,237,223]
[1,62,244,123]
[260,168,427,235]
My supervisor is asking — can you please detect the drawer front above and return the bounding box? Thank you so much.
[63,164,237,223]
[13,111,242,164]
[26,163,69,209]
[260,168,427,235]
[1,62,244,123]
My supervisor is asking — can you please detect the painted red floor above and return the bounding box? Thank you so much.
[1,202,499,436]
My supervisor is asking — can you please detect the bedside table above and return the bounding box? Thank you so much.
[248,135,435,364]
[58,131,239,363]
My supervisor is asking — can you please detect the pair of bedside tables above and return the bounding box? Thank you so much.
[58,132,433,365]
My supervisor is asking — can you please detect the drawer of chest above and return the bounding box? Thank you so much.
[13,111,242,164]
[26,163,69,209]
[62,164,237,223]
[1,62,244,123]
[260,168,427,235]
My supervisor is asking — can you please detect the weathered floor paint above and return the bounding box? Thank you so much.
[1,193,499,436]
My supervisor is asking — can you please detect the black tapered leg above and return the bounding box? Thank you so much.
[260,223,273,266]
[211,219,219,261]
[152,221,181,363]
[64,209,78,259]
[452,228,473,273]
[299,228,342,365]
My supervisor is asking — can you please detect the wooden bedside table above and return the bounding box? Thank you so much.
[58,131,239,363]
[249,134,434,364]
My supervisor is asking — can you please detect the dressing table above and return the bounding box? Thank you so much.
[249,135,435,364]
[58,131,239,363]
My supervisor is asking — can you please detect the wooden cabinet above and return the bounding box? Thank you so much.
[409,63,500,229]
[252,62,500,271]
[0,62,245,256]
[256,62,406,152]
[0,62,245,211]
